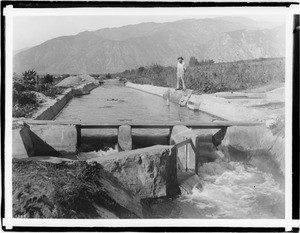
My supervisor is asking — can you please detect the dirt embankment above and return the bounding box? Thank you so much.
[13,159,145,219]
[56,74,98,88]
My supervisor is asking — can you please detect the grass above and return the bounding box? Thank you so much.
[115,58,285,93]
[13,159,140,218]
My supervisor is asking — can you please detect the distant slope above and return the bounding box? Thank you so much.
[13,46,32,55]
[205,26,285,62]
[215,16,284,29]
[13,17,285,74]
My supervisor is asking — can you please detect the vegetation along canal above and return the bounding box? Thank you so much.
[54,84,284,219]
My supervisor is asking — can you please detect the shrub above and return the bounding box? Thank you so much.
[105,73,112,79]
[22,70,37,89]
[189,56,200,66]
[13,82,26,92]
[13,103,38,118]
[137,66,145,74]
[43,74,54,84]
[13,90,38,106]
[89,74,100,78]
[36,83,50,93]
[42,86,64,98]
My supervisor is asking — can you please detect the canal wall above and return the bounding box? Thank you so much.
[126,82,272,121]
[89,145,180,199]
[35,81,99,120]
[126,82,285,177]
[12,81,99,158]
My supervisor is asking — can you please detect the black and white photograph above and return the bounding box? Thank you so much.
[2,2,300,231]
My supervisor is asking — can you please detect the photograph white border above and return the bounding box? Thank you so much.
[3,4,300,230]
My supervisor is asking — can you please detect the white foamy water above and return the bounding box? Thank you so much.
[78,145,119,160]
[177,161,284,219]
[148,161,284,219]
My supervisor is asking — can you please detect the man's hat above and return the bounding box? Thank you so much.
[177,56,184,60]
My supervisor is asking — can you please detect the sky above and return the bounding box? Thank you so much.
[13,14,286,51]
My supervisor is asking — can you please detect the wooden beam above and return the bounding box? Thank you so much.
[25,120,262,129]
[76,125,81,150]
[174,138,192,149]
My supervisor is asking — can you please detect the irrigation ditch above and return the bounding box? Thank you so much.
[12,78,285,219]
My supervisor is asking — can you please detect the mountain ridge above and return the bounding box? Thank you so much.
[13,17,285,74]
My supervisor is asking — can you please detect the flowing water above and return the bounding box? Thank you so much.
[55,84,216,123]
[55,84,285,219]
[148,161,284,218]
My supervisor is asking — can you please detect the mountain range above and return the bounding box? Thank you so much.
[13,16,285,74]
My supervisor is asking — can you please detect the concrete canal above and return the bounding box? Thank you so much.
[54,82,218,151]
[51,82,284,219]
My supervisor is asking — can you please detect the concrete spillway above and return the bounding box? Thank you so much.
[13,79,285,219]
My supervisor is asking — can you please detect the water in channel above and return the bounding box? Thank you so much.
[55,85,284,219]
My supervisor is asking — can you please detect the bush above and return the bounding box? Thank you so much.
[13,82,26,92]
[13,90,38,106]
[105,73,112,79]
[137,66,145,74]
[42,86,64,98]
[189,56,200,66]
[36,83,64,98]
[43,74,54,84]
[89,74,100,78]
[13,103,38,118]
[22,70,37,89]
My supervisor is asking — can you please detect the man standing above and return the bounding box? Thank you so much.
[176,56,186,90]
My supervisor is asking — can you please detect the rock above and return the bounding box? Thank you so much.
[89,145,180,199]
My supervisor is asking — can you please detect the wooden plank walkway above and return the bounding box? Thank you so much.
[25,120,262,129]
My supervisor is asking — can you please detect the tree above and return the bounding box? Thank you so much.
[22,70,37,89]
[138,66,145,74]
[106,73,112,79]
[189,56,200,66]
[43,74,54,84]
[198,59,215,65]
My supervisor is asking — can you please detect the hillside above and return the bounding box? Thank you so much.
[13,17,285,74]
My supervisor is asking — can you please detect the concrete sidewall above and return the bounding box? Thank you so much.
[36,81,98,120]
[13,82,98,158]
[126,82,285,176]
[221,125,285,177]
